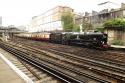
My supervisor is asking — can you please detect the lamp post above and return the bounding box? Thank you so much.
[79,24,83,33]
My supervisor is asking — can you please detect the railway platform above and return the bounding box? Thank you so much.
[0,48,33,83]
[111,45,125,48]
[110,45,125,51]
[0,55,25,83]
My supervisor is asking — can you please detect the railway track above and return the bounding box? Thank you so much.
[12,37,125,67]
[9,38,125,82]
[0,41,111,83]
[12,37,125,64]
[0,48,61,83]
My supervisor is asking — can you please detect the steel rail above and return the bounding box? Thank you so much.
[0,41,110,83]
[10,40,125,81]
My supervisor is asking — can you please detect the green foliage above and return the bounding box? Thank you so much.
[83,22,93,31]
[112,40,125,45]
[95,28,104,32]
[103,18,125,30]
[61,12,74,32]
[72,24,80,32]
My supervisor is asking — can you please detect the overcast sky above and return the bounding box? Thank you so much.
[0,0,124,26]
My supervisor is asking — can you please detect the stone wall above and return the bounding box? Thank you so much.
[105,29,125,44]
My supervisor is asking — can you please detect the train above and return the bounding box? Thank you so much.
[15,32,108,49]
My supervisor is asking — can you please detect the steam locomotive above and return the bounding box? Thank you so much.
[15,32,108,49]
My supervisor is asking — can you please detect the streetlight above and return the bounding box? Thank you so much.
[79,24,83,33]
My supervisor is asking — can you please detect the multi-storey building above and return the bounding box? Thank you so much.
[91,3,125,28]
[75,3,125,30]
[30,6,74,32]
[74,3,125,44]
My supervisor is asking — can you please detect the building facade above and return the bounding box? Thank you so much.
[29,6,74,32]
[75,3,125,30]
[74,3,125,44]
[91,3,125,29]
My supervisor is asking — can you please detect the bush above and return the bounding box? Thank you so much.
[61,12,74,32]
[112,40,125,45]
[72,24,80,32]
[103,18,125,31]
[95,28,104,32]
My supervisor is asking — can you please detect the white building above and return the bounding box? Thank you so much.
[29,6,74,32]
